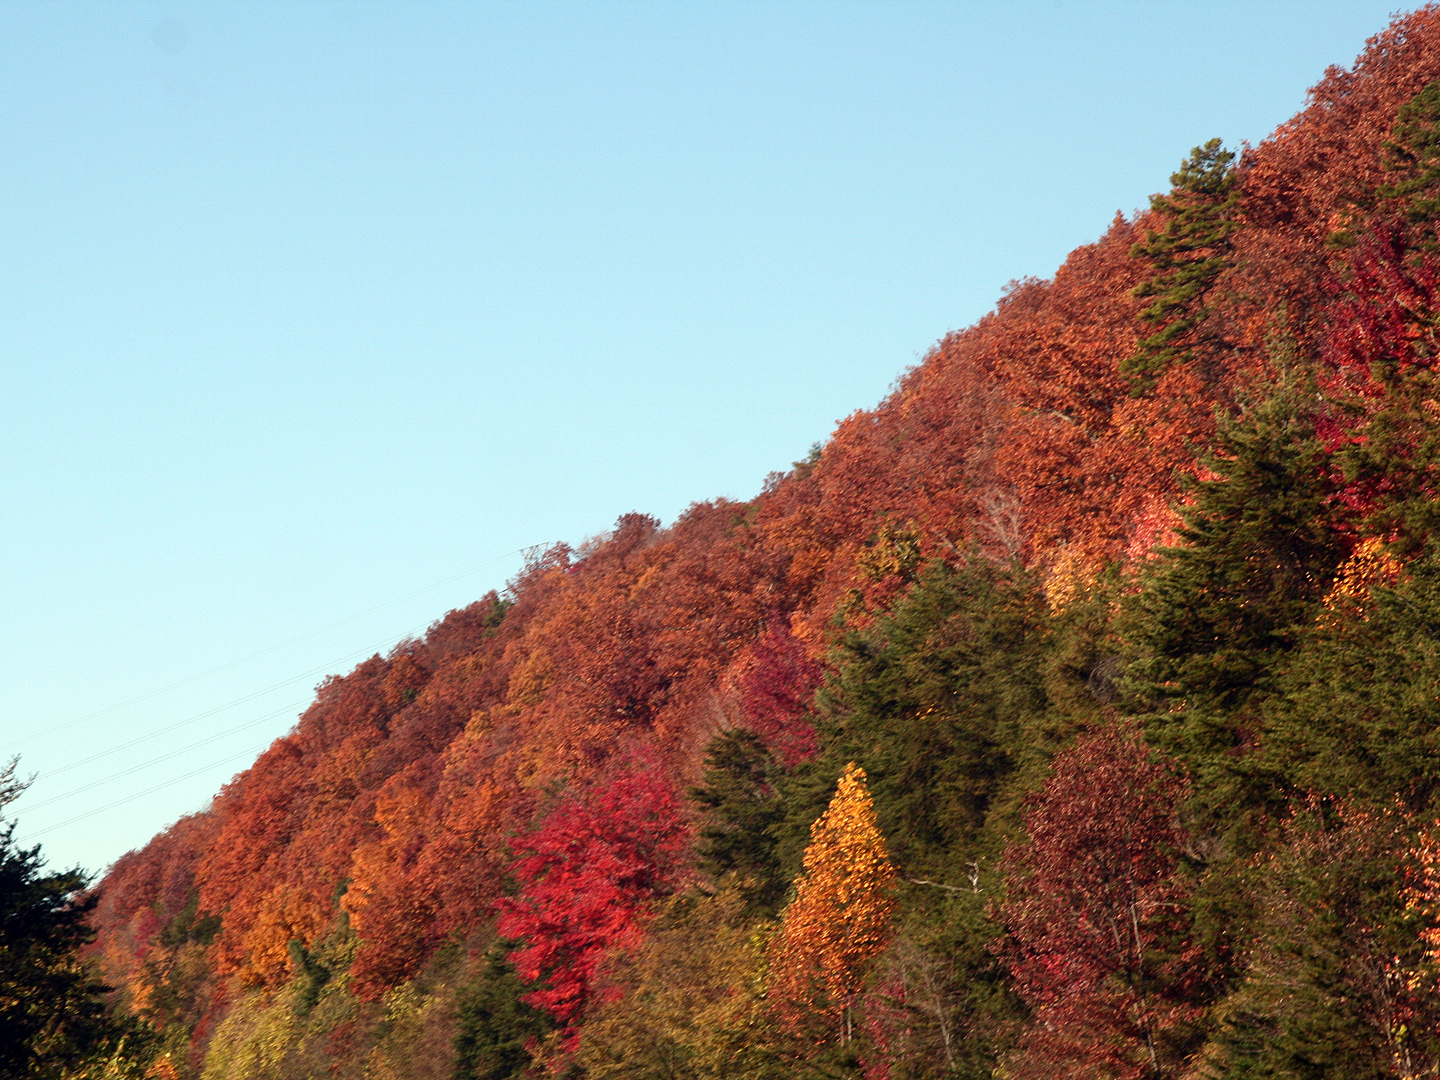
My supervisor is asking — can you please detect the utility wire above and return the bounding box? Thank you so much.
[13,546,529,748]
[17,699,310,815]
[14,544,549,849]
[34,626,417,783]
[21,743,273,841]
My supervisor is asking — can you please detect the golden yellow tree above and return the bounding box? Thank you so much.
[767,762,897,1043]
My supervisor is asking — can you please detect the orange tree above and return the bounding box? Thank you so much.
[767,762,896,1044]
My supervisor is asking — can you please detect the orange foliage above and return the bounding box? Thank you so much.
[768,763,897,1042]
[85,12,1440,1054]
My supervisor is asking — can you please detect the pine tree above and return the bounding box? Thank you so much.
[1207,801,1437,1079]
[1127,370,1346,829]
[1124,138,1240,394]
[767,763,897,1045]
[454,945,555,1080]
[0,759,151,1078]
[1264,543,1440,814]
[688,729,788,917]
[796,559,1054,882]
[1383,78,1440,247]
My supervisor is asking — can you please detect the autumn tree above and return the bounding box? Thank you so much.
[1000,724,1209,1080]
[767,763,897,1045]
[577,885,775,1080]
[496,766,689,1044]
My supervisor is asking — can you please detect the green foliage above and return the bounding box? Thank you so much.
[1265,544,1440,813]
[1127,374,1346,829]
[1384,79,1440,245]
[797,559,1041,877]
[453,945,553,1080]
[770,559,1111,1077]
[1125,138,1240,393]
[870,886,1022,1080]
[577,886,778,1080]
[0,761,153,1080]
[689,729,788,917]
[1204,803,1438,1079]
[792,557,1106,883]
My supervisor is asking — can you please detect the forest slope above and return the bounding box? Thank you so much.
[85,8,1440,1078]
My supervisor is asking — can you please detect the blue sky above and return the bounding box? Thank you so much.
[0,1,1409,873]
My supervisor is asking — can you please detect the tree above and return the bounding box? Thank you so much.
[1264,542,1440,815]
[1124,139,1240,394]
[1209,800,1437,1080]
[801,558,1056,880]
[1127,369,1346,831]
[1382,78,1440,247]
[0,760,150,1078]
[496,766,688,1044]
[577,885,775,1080]
[454,944,555,1080]
[767,763,897,1045]
[1000,724,1208,1080]
[689,729,788,918]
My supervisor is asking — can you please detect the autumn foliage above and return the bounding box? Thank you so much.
[1001,726,1205,1080]
[768,763,896,1043]
[79,9,1440,1078]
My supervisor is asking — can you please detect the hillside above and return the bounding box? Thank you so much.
[80,7,1440,1078]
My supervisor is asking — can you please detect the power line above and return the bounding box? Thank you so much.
[20,743,273,842]
[35,627,415,782]
[13,546,529,748]
[16,699,310,815]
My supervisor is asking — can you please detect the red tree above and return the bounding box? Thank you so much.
[1000,725,1207,1080]
[496,765,689,1043]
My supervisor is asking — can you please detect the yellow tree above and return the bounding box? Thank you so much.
[768,762,897,1043]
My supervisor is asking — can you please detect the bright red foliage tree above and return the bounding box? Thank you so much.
[496,766,689,1043]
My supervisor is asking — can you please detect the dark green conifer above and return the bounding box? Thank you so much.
[1126,370,1345,829]
[1207,803,1437,1079]
[0,760,151,1078]
[688,728,788,917]
[1383,78,1440,245]
[797,559,1048,880]
[1265,546,1440,813]
[453,945,554,1080]
[1125,139,1240,394]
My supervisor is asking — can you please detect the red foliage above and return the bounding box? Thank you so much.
[1000,724,1205,1080]
[82,12,1440,1064]
[496,766,689,1041]
[734,621,821,766]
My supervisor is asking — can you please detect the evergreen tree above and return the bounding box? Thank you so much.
[1124,139,1240,394]
[1127,372,1346,829]
[454,945,555,1080]
[1207,801,1437,1079]
[1265,543,1440,813]
[1383,78,1440,246]
[793,559,1054,884]
[0,760,150,1079]
[688,729,788,917]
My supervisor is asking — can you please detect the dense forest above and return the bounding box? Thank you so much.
[25,7,1440,1078]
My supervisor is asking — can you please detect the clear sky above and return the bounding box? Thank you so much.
[0,1,1410,874]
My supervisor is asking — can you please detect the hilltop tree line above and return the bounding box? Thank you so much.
[22,6,1440,1078]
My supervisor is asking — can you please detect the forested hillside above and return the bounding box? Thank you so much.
[75,7,1440,1077]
